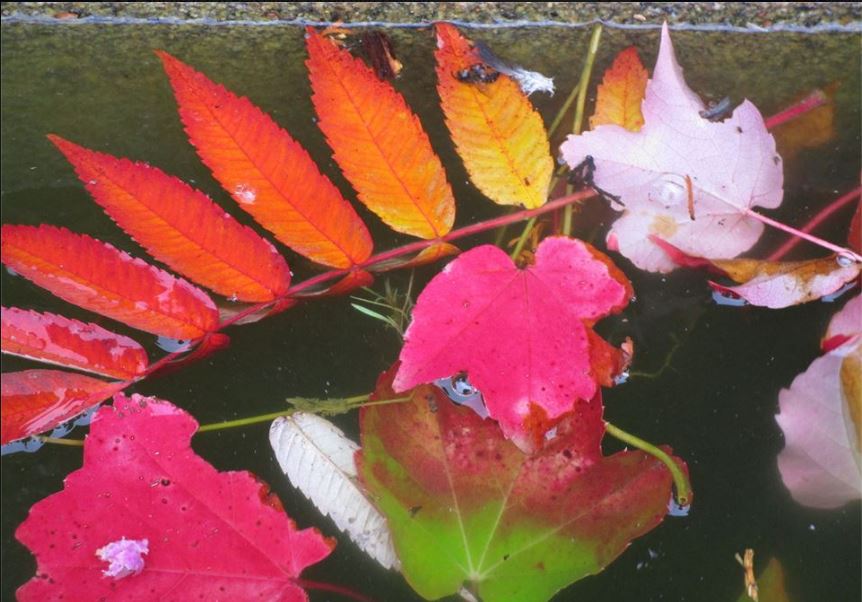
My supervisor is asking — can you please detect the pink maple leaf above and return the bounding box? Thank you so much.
[15,393,333,601]
[560,23,783,273]
[776,294,861,509]
[393,236,631,452]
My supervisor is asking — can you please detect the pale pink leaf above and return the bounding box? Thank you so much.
[393,237,631,452]
[561,23,783,272]
[776,296,861,509]
[825,293,862,342]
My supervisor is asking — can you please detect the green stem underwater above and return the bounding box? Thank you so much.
[604,421,692,507]
[563,24,603,236]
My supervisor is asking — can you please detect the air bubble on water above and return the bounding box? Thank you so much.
[434,374,488,419]
[667,495,690,517]
[1,404,102,456]
[156,336,192,352]
[1,437,45,456]
[711,289,747,307]
[821,282,856,303]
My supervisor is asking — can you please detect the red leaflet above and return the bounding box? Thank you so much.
[16,394,334,600]
[1,307,148,380]
[1,225,219,340]
[1,370,122,444]
[306,28,456,239]
[49,135,291,302]
[157,51,373,269]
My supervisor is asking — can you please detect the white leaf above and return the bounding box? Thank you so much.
[269,413,399,570]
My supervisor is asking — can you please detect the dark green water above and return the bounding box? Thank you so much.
[1,21,860,602]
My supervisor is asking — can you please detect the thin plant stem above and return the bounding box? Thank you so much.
[563,24,603,236]
[604,421,692,506]
[37,436,84,446]
[547,81,582,139]
[197,410,295,432]
[197,395,410,433]
[296,579,376,602]
[768,186,861,261]
[743,206,862,262]
[763,89,828,130]
[510,216,537,260]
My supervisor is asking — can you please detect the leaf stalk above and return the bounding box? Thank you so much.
[604,420,692,507]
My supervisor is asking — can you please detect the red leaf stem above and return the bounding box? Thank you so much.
[764,89,829,130]
[768,186,861,261]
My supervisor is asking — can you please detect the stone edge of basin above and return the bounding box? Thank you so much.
[2,2,861,32]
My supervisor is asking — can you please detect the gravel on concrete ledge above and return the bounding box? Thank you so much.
[2,2,860,30]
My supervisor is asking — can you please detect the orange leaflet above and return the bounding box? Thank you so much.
[0,225,219,340]
[1,307,148,380]
[1,370,123,444]
[306,28,455,240]
[590,46,647,132]
[157,51,372,269]
[49,136,291,303]
[434,23,552,210]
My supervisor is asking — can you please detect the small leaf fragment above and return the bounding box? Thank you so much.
[590,46,647,131]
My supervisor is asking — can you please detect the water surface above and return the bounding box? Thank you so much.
[1,21,860,601]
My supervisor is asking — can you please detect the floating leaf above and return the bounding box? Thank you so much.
[16,394,334,600]
[561,23,783,272]
[590,46,647,131]
[270,413,398,570]
[734,557,792,602]
[1,225,219,340]
[771,85,837,162]
[49,135,291,302]
[1,306,148,380]
[359,367,683,601]
[849,199,861,254]
[394,236,631,451]
[651,237,861,308]
[1,370,121,444]
[306,28,455,239]
[435,23,553,209]
[776,295,861,508]
[158,50,372,269]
